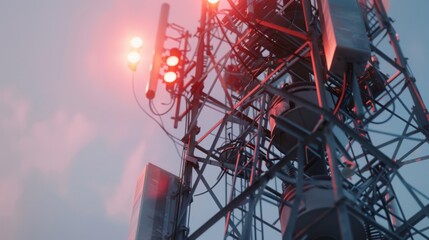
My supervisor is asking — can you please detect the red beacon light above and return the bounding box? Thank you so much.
[166,48,181,67]
[164,71,177,83]
[164,48,181,83]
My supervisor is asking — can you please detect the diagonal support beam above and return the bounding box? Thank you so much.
[255,19,308,40]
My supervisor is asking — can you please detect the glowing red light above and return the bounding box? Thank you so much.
[164,71,177,83]
[166,55,179,67]
[166,48,181,67]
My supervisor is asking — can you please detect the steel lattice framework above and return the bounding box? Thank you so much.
[146,0,429,239]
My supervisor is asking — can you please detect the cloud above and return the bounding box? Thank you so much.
[18,110,96,179]
[0,89,98,239]
[0,89,29,133]
[0,175,22,218]
[105,141,146,223]
[0,175,21,240]
[1,88,97,180]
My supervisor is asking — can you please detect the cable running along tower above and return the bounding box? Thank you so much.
[136,0,429,239]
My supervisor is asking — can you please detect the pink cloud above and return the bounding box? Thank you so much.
[0,89,99,238]
[0,89,29,133]
[0,89,27,239]
[104,141,146,223]
[1,89,96,181]
[0,88,97,208]
[0,175,21,240]
[0,175,22,218]
[1,88,97,174]
[18,110,96,179]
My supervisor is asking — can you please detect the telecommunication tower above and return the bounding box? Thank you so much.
[132,0,429,239]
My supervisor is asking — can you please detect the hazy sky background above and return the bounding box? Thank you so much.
[0,0,428,239]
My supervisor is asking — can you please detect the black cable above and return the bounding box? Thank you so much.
[149,97,176,117]
[367,82,396,125]
[194,170,226,197]
[131,73,183,158]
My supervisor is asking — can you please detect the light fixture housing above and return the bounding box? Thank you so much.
[166,48,181,67]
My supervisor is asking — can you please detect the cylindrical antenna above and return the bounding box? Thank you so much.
[146,3,169,99]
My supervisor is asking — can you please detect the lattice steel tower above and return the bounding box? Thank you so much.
[142,0,429,239]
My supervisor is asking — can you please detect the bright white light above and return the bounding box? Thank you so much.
[127,51,141,64]
[166,55,179,67]
[208,0,219,4]
[130,37,143,49]
[164,71,177,83]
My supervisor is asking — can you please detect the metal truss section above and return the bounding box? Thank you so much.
[151,0,429,239]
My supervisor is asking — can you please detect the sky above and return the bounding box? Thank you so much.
[0,0,428,240]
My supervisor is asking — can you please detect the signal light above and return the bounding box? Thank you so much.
[164,71,177,83]
[208,0,219,9]
[128,51,141,64]
[130,37,143,49]
[166,48,181,67]
[128,36,143,72]
[163,48,181,84]
[166,55,179,67]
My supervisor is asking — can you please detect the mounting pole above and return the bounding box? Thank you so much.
[175,1,208,239]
